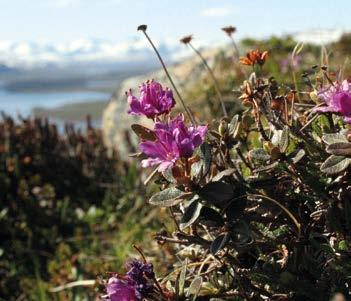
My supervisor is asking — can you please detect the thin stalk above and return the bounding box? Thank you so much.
[229,36,240,59]
[188,42,228,117]
[291,68,300,102]
[290,92,295,126]
[251,194,301,237]
[140,30,196,124]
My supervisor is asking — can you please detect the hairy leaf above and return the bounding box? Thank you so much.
[225,198,247,220]
[322,133,348,145]
[199,207,224,226]
[228,114,239,136]
[326,142,351,156]
[187,276,203,299]
[249,148,270,162]
[212,168,236,182]
[210,233,230,255]
[199,182,235,204]
[320,155,351,175]
[162,168,176,183]
[191,142,212,180]
[149,187,188,206]
[292,149,305,164]
[178,258,188,297]
[231,221,251,245]
[180,199,203,230]
[279,126,290,153]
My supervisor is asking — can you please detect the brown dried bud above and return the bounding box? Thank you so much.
[180,35,193,44]
[137,24,147,31]
[221,26,236,36]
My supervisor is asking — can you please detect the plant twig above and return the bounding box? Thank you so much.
[138,25,196,124]
[188,42,228,117]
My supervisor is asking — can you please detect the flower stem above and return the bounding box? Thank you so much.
[229,36,240,59]
[188,42,228,117]
[140,29,196,124]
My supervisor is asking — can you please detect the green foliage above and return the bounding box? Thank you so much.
[128,40,351,300]
[0,115,160,300]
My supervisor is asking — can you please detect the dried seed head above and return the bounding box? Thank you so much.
[180,35,193,44]
[137,24,147,31]
[221,26,236,36]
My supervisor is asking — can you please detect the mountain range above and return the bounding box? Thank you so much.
[0,38,193,70]
[0,29,345,71]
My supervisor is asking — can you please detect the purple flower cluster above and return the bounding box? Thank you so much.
[105,260,155,301]
[127,80,175,119]
[139,115,207,171]
[279,55,301,74]
[106,277,137,301]
[127,80,207,172]
[315,80,351,123]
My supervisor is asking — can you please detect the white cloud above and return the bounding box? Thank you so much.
[200,7,233,17]
[48,0,121,8]
[50,0,81,8]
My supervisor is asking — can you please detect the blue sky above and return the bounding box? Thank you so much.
[0,0,350,43]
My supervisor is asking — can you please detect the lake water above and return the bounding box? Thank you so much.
[0,88,110,118]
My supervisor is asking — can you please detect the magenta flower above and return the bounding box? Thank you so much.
[315,80,351,123]
[106,277,137,301]
[127,80,175,118]
[139,115,207,171]
[104,260,156,301]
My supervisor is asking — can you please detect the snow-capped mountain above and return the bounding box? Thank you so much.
[0,38,193,69]
[0,29,345,70]
[293,29,344,45]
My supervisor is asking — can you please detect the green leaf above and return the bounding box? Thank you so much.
[149,187,188,207]
[322,133,348,145]
[210,233,230,255]
[279,126,289,153]
[131,124,156,141]
[180,199,203,230]
[320,155,351,175]
[326,142,351,156]
[199,182,235,204]
[187,276,203,299]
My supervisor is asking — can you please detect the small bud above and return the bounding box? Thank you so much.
[137,24,147,31]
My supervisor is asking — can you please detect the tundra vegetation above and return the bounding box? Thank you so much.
[1,26,351,301]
